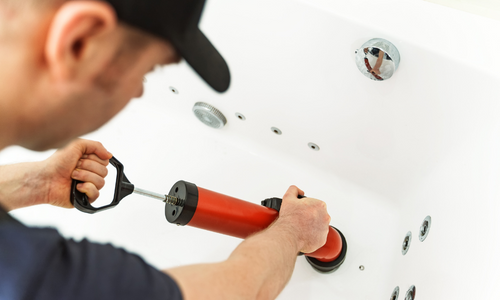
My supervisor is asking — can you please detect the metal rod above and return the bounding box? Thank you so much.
[133,187,184,207]
[133,187,165,201]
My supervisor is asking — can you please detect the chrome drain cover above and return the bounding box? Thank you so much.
[192,102,227,129]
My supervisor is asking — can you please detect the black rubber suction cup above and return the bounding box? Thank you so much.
[305,227,347,273]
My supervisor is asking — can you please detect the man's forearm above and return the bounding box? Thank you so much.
[228,220,300,299]
[166,220,301,300]
[0,162,46,211]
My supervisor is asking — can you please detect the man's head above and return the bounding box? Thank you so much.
[0,0,182,151]
[0,0,229,151]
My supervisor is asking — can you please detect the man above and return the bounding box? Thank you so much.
[0,0,331,299]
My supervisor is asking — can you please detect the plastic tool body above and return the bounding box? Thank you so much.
[165,181,347,273]
[70,158,347,273]
[70,157,134,213]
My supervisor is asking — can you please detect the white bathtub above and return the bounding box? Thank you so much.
[3,0,500,299]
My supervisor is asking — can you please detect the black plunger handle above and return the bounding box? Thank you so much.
[70,156,135,214]
[260,195,306,212]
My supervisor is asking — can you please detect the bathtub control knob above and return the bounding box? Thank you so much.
[355,38,400,81]
[192,102,227,129]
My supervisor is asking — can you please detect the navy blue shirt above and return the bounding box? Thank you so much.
[0,206,183,300]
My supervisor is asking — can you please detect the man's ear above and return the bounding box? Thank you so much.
[45,1,117,82]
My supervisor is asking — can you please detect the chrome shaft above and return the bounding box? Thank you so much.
[133,187,184,207]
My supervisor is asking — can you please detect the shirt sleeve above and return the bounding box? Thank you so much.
[0,222,183,300]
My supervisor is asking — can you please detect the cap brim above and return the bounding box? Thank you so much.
[171,29,230,93]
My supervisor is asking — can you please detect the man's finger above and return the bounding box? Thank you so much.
[76,182,100,203]
[73,139,112,162]
[77,158,109,178]
[284,185,305,199]
[83,153,109,167]
[72,169,106,190]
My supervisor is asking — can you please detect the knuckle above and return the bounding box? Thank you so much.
[79,159,88,169]
[97,178,105,190]
[84,181,94,190]
[80,159,90,168]
[94,176,104,189]
[79,182,90,192]
[76,183,85,193]
[89,190,100,203]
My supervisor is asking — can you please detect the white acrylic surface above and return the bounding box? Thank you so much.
[2,0,500,299]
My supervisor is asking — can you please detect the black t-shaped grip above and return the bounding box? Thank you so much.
[70,157,135,214]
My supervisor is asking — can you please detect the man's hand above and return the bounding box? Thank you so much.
[0,139,112,211]
[166,186,332,300]
[41,139,113,208]
[273,186,331,254]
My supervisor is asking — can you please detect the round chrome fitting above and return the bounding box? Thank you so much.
[271,127,282,135]
[419,216,431,242]
[308,143,320,151]
[235,113,246,121]
[402,231,412,255]
[355,38,400,81]
[390,286,400,300]
[169,86,179,94]
[192,102,227,129]
[405,285,416,300]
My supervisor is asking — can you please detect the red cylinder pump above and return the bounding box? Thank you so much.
[69,156,346,272]
[165,181,347,273]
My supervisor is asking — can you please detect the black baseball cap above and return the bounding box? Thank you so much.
[105,0,230,93]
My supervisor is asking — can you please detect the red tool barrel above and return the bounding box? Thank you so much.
[165,181,347,273]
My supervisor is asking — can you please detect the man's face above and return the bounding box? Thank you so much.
[78,28,180,136]
[0,1,181,151]
[21,26,181,151]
